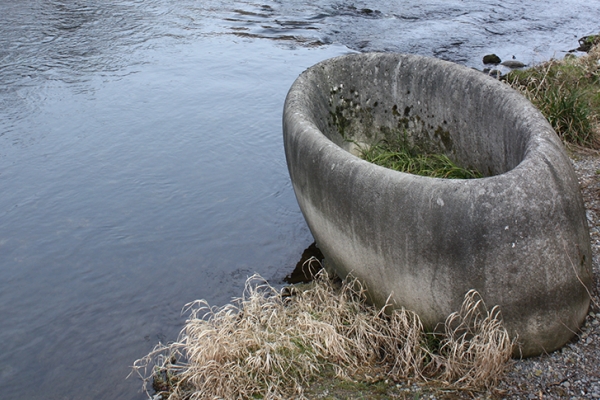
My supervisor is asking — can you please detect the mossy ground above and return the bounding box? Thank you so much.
[303,369,501,399]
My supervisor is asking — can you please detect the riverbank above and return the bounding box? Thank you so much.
[135,43,600,400]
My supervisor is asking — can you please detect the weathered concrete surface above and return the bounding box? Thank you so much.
[283,53,592,357]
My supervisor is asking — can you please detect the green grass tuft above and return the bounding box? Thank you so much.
[358,134,482,179]
[505,43,600,148]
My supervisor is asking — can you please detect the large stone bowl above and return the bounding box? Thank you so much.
[282,53,592,357]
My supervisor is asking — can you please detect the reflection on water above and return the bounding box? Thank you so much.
[2,1,156,83]
[0,34,347,399]
[1,0,599,399]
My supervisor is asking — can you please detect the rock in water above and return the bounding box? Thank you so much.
[501,60,526,68]
[483,54,501,64]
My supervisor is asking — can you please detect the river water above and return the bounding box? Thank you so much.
[0,1,598,399]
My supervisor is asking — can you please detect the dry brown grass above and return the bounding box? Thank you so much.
[425,290,513,388]
[132,264,512,399]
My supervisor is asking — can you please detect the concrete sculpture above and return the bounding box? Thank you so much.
[283,53,592,357]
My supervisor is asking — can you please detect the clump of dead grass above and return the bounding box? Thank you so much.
[425,290,513,388]
[132,266,512,399]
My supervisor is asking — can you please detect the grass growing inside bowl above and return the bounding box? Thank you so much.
[358,135,482,179]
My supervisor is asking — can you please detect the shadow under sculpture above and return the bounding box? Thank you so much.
[282,53,592,357]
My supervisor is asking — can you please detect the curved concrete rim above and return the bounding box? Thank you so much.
[283,52,592,357]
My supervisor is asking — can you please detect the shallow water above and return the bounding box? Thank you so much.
[1,1,599,398]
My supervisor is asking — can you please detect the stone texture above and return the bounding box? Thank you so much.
[282,53,592,357]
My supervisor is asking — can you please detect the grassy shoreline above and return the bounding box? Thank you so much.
[133,268,512,399]
[504,41,599,150]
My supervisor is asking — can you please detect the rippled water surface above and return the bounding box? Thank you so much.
[1,1,599,398]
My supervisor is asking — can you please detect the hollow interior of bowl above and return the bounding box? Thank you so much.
[306,54,533,177]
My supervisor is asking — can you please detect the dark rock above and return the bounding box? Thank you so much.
[284,242,324,284]
[483,54,501,64]
[487,69,502,79]
[482,68,502,78]
[501,60,526,68]
[576,35,600,52]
